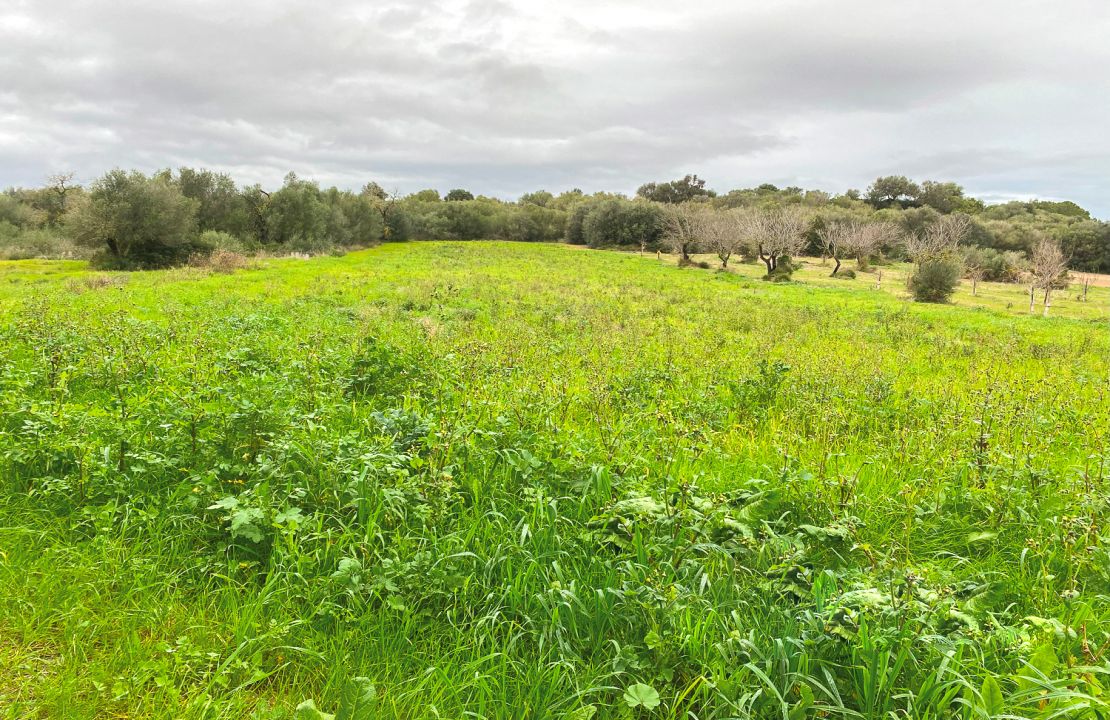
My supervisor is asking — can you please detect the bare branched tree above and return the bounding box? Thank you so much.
[745,206,809,275]
[904,214,971,262]
[818,219,898,276]
[703,210,744,268]
[817,220,855,276]
[44,171,77,226]
[661,203,709,263]
[856,222,901,269]
[363,182,401,240]
[1030,237,1068,316]
[964,262,985,297]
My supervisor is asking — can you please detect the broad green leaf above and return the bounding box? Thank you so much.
[623,682,661,710]
[1029,644,1057,677]
[335,677,376,720]
[208,496,239,511]
[229,507,265,542]
[980,675,1004,717]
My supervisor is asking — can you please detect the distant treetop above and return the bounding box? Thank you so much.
[636,174,717,204]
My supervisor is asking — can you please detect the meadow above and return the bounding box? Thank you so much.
[1,241,1109,719]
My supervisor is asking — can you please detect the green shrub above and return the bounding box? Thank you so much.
[581,199,663,249]
[0,228,83,260]
[909,257,962,302]
[764,255,798,281]
[961,246,1026,282]
[196,229,251,254]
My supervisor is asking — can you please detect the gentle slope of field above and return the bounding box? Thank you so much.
[1,242,1108,719]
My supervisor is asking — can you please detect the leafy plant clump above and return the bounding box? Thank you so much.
[909,256,963,302]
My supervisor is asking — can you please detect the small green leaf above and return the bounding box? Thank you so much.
[294,699,335,720]
[564,706,597,720]
[229,507,265,542]
[788,682,814,720]
[623,683,660,710]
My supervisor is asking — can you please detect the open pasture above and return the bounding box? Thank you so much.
[1,241,1108,719]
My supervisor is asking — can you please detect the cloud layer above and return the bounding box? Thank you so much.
[2,0,1109,215]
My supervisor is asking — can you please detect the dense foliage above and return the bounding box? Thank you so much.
[2,171,1108,273]
[1,242,1108,718]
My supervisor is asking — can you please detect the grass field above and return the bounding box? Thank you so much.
[1,241,1109,719]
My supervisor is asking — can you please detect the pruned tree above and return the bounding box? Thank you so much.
[964,261,985,297]
[744,206,809,277]
[855,222,901,269]
[661,202,708,264]
[704,210,743,268]
[904,214,971,262]
[820,220,896,276]
[817,220,855,276]
[1030,237,1068,316]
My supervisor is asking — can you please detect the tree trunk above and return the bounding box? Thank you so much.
[876,270,882,290]
[1043,288,1051,317]
[972,278,977,296]
[1029,285,1036,313]
[830,255,841,277]
[1083,278,1089,301]
[720,254,729,269]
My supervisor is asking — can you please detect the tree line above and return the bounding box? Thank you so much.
[1,169,1107,286]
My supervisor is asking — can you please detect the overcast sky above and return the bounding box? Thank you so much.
[2,0,1108,216]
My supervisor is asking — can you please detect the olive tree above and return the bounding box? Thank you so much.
[70,169,198,268]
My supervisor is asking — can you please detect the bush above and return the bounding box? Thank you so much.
[581,199,663,249]
[837,268,856,279]
[196,229,251,254]
[909,257,962,302]
[189,248,251,273]
[764,255,799,281]
[0,228,83,260]
[960,246,1025,282]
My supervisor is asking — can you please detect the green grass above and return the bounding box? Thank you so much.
[1,241,1108,719]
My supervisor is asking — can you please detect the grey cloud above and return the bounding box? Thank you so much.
[1,0,1108,215]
